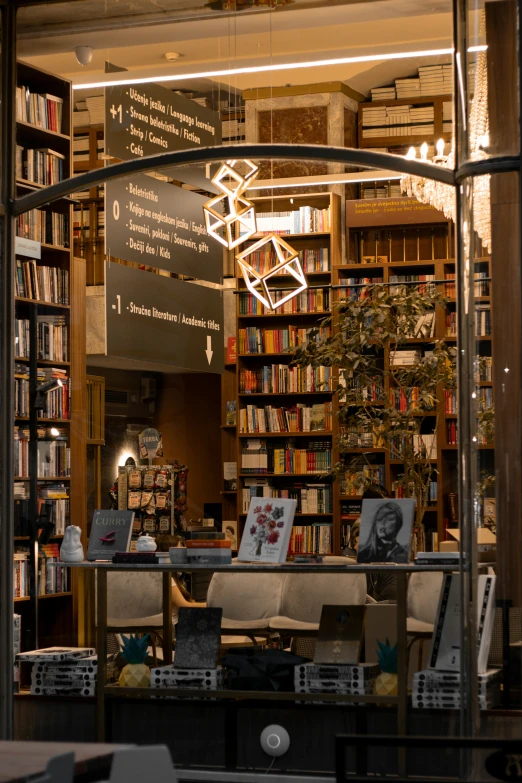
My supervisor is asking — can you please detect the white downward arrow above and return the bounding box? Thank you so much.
[205,335,213,365]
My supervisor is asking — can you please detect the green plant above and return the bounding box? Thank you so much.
[292,283,457,543]
[376,637,398,674]
[120,633,150,665]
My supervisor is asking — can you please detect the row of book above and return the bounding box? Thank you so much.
[362,184,402,199]
[40,484,70,535]
[16,209,69,247]
[446,307,492,337]
[38,438,70,478]
[238,288,330,315]
[240,439,331,474]
[389,386,423,411]
[446,389,495,417]
[392,480,438,502]
[239,402,332,434]
[16,86,64,134]
[14,549,29,598]
[341,375,384,402]
[390,433,437,460]
[370,64,453,100]
[38,316,68,362]
[238,248,329,275]
[15,319,30,358]
[16,146,66,186]
[412,669,500,710]
[14,427,30,477]
[15,259,69,304]
[15,366,29,418]
[340,465,386,495]
[251,207,331,236]
[339,277,384,300]
[444,271,490,298]
[239,365,332,394]
[36,369,70,420]
[362,104,437,139]
[241,481,332,514]
[39,544,69,595]
[238,326,329,354]
[478,357,493,382]
[289,524,333,555]
[389,274,436,295]
[341,428,378,449]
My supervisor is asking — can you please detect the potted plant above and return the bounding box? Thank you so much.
[375,637,398,696]
[292,283,457,549]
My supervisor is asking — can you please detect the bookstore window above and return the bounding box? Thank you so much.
[3,0,522,768]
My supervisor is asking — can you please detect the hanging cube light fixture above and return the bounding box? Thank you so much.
[236,234,308,311]
[203,159,260,249]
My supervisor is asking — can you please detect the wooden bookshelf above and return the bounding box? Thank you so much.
[14,61,86,651]
[225,192,341,555]
[357,94,452,150]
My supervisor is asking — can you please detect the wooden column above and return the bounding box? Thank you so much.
[486,0,521,602]
[70,256,89,639]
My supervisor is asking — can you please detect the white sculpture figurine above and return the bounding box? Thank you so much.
[60,525,84,563]
[136,534,157,552]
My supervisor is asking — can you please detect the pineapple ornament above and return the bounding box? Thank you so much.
[374,638,398,696]
[118,633,151,688]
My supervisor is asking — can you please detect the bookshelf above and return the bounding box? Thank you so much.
[226,192,342,555]
[336,204,493,548]
[224,192,494,555]
[358,95,452,150]
[14,61,84,651]
[72,124,105,285]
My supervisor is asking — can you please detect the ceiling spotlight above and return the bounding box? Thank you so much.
[164,52,182,61]
[75,46,94,67]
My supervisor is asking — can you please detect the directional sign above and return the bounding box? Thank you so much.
[105,173,222,283]
[105,83,221,162]
[105,261,224,374]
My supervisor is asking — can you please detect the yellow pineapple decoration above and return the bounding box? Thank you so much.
[374,638,398,696]
[118,633,151,688]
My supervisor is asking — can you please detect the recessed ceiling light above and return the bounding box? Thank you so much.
[164,52,182,61]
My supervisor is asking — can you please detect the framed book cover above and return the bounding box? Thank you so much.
[357,498,415,564]
[86,510,134,560]
[174,607,223,669]
[238,497,296,563]
[314,605,366,665]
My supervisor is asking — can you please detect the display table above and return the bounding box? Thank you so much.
[60,561,459,743]
[0,740,129,783]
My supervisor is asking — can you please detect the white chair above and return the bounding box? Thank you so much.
[32,752,75,783]
[206,572,285,634]
[269,560,367,634]
[406,571,444,671]
[101,746,176,783]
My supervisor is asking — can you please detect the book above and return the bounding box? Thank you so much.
[185,540,232,548]
[357,499,415,564]
[226,336,237,364]
[238,497,296,563]
[174,607,222,669]
[226,400,237,426]
[86,509,134,560]
[314,605,366,665]
[17,647,95,663]
[429,574,496,673]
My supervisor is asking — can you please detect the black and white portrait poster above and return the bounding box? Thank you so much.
[357,499,415,564]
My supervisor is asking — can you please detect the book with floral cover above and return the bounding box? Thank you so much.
[238,497,296,563]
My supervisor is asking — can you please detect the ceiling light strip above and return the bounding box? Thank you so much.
[73,45,487,91]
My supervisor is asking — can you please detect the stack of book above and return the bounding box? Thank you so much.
[150,666,225,693]
[389,349,422,366]
[371,86,396,101]
[251,207,331,235]
[295,663,380,696]
[443,63,454,92]
[73,134,90,163]
[16,647,97,696]
[222,119,245,139]
[418,65,445,96]
[412,668,501,710]
[443,100,452,134]
[395,78,421,98]
[410,105,435,136]
[186,532,232,565]
[86,95,104,124]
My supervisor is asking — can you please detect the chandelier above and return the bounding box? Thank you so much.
[400,45,491,252]
[203,159,308,310]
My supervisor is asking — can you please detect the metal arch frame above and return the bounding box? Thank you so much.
[12,143,458,215]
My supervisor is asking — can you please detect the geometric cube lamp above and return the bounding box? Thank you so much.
[203,159,260,249]
[236,234,308,311]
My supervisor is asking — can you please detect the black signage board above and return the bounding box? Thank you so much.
[105,173,222,284]
[105,83,221,161]
[106,261,224,374]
